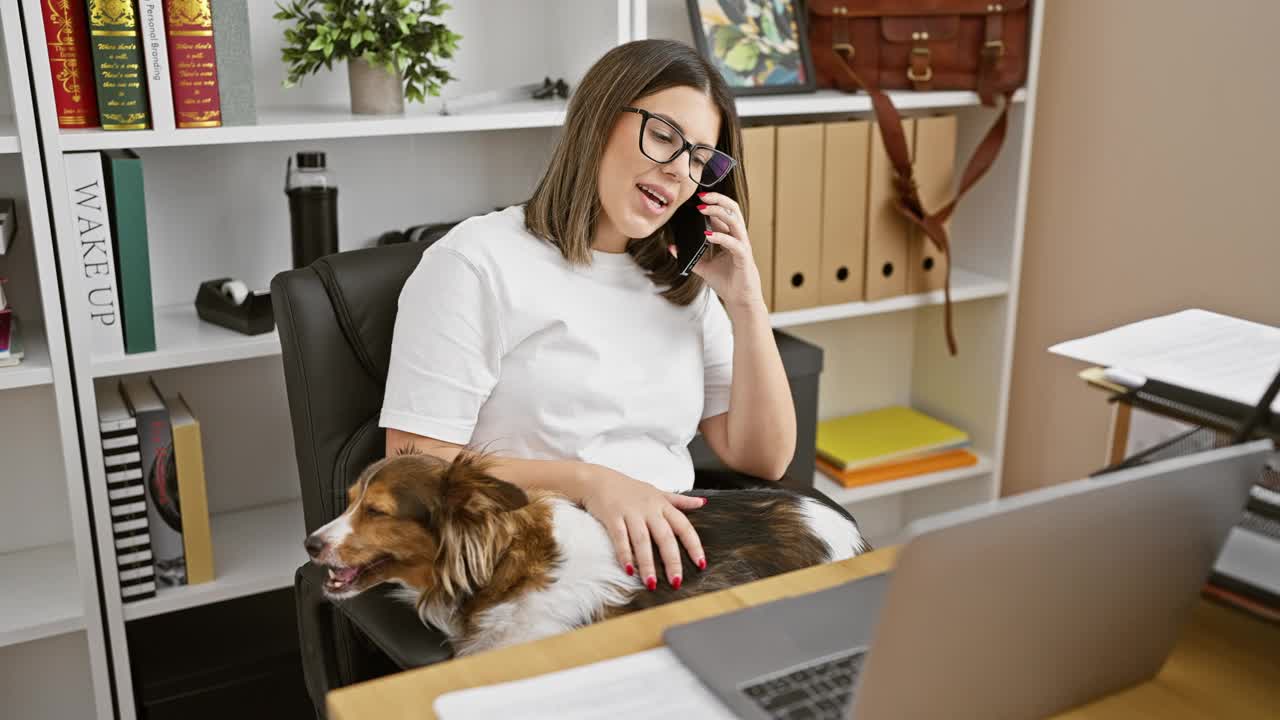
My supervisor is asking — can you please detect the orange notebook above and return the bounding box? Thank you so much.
[817,449,979,489]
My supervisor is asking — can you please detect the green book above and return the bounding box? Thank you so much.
[102,150,156,354]
[85,0,151,130]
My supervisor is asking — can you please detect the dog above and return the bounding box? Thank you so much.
[304,449,869,656]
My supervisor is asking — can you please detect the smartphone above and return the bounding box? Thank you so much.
[669,196,711,276]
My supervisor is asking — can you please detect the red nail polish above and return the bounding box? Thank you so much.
[625,563,634,576]
[672,576,683,590]
[702,497,709,506]
[646,576,657,591]
[696,204,707,210]
[704,230,712,236]
[697,192,708,198]
[697,558,707,571]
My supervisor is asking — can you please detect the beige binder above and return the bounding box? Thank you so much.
[907,115,957,294]
[773,123,824,312]
[741,126,776,311]
[819,120,870,305]
[864,118,915,301]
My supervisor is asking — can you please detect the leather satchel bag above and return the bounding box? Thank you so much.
[807,0,1033,355]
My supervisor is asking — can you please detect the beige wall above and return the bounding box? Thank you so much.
[1003,0,1280,495]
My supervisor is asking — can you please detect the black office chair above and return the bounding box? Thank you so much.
[272,239,847,717]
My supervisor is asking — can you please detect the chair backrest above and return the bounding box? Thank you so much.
[272,241,430,532]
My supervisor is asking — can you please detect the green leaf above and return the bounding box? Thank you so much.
[724,39,760,73]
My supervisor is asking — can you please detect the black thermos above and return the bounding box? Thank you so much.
[286,151,338,268]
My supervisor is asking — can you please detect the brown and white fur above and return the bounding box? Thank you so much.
[305,449,869,656]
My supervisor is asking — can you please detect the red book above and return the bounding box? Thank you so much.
[162,0,222,128]
[41,0,100,128]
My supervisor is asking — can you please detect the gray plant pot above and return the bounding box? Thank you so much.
[348,56,405,115]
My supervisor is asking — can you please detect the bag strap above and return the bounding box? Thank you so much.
[831,48,1013,356]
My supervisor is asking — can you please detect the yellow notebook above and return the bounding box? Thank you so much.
[817,450,979,489]
[816,406,969,471]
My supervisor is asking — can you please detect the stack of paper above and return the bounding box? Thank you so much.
[1049,309,1280,414]
[434,647,736,719]
[816,406,975,488]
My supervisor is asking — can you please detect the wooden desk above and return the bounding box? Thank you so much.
[328,547,1280,720]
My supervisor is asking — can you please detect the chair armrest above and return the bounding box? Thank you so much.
[337,573,455,669]
[295,563,454,714]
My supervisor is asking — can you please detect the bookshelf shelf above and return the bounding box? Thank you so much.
[737,88,1027,120]
[0,328,52,389]
[58,99,570,152]
[54,88,1027,153]
[813,453,994,506]
[770,268,1008,329]
[0,542,85,647]
[122,499,306,621]
[0,114,18,153]
[85,269,1005,378]
[90,303,281,378]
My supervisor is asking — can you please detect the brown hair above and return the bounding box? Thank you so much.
[524,39,747,306]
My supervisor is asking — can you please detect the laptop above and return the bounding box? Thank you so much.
[664,440,1272,720]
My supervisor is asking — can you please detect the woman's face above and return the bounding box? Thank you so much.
[596,85,722,247]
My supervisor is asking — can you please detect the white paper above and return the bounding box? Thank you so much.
[1049,309,1280,413]
[433,647,739,720]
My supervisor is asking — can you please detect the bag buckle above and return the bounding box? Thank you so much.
[984,39,1006,58]
[833,42,855,60]
[908,47,933,83]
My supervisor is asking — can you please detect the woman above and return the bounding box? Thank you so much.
[380,39,796,594]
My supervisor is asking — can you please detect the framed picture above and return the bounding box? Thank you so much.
[685,0,816,96]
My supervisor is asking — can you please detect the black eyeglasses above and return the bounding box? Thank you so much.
[621,107,737,187]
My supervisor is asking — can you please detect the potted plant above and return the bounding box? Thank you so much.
[275,0,461,115]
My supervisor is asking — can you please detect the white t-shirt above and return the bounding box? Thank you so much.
[379,205,735,492]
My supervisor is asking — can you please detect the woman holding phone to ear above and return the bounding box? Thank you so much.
[379,39,797,594]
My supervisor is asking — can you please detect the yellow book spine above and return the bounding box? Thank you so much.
[172,400,214,584]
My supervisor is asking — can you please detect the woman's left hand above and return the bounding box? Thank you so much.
[671,192,765,312]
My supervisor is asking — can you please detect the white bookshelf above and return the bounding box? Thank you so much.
[15,0,1045,716]
[0,326,51,389]
[91,304,281,377]
[0,543,85,647]
[84,271,1007,379]
[123,500,307,621]
[770,268,1008,329]
[0,114,17,153]
[0,1,114,718]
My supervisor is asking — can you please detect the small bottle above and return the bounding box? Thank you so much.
[285,151,339,268]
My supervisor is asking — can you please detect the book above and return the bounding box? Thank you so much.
[162,0,222,128]
[120,376,187,587]
[817,449,980,489]
[164,393,214,585]
[85,0,151,130]
[816,406,971,471]
[210,0,256,126]
[64,151,125,357]
[41,0,101,128]
[136,0,175,131]
[101,149,156,354]
[0,315,22,367]
[97,381,157,602]
[0,197,15,254]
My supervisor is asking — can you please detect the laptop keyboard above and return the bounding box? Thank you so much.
[739,647,867,720]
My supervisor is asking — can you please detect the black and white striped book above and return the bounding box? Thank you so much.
[97,381,157,602]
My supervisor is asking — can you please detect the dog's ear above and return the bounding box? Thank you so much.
[439,451,528,518]
[431,451,528,599]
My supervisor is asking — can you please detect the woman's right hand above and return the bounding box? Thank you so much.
[578,464,707,591]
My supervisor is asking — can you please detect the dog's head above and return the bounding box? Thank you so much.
[304,449,529,601]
